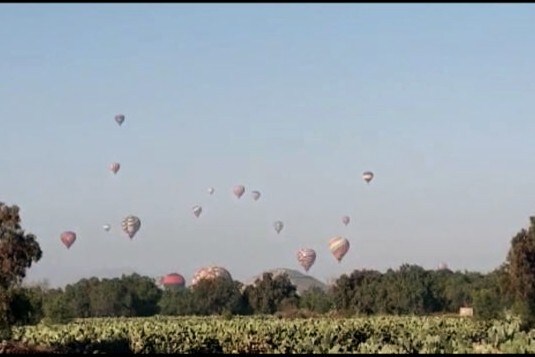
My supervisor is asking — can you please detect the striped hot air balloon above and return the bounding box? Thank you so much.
[60,231,76,249]
[109,162,120,174]
[191,266,232,286]
[296,248,316,272]
[328,236,350,262]
[121,215,141,239]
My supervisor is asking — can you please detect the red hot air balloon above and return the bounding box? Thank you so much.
[233,185,245,199]
[60,231,76,249]
[161,273,186,288]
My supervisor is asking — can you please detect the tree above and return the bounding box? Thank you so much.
[190,277,249,315]
[299,287,333,313]
[0,202,42,339]
[243,272,299,314]
[504,216,535,329]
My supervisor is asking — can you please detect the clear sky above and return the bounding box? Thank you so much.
[2,4,535,288]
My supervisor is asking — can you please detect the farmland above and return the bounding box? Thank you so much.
[11,315,535,354]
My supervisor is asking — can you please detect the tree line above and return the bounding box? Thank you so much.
[1,200,535,340]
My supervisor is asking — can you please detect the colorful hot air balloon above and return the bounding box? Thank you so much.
[208,187,215,195]
[103,224,111,232]
[342,216,350,226]
[60,231,76,249]
[191,266,232,286]
[161,273,186,288]
[273,221,284,234]
[233,185,245,199]
[329,236,350,262]
[251,190,261,201]
[296,248,316,272]
[193,205,202,218]
[109,162,120,174]
[115,114,125,126]
[121,215,141,239]
[362,171,374,184]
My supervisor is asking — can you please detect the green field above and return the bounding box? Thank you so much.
[10,315,535,354]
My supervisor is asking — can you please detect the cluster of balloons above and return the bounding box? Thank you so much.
[60,114,142,249]
[59,113,377,285]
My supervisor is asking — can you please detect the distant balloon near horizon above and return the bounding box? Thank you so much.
[438,262,449,270]
[296,248,316,272]
[191,266,232,286]
[328,236,350,262]
[342,216,350,226]
[121,215,141,239]
[273,221,284,234]
[193,205,202,218]
[109,162,120,175]
[233,185,245,199]
[251,190,261,201]
[60,231,76,249]
[103,224,111,232]
[208,187,215,195]
[161,273,186,288]
[362,171,374,184]
[115,114,125,126]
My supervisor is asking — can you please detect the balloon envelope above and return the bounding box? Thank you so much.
[115,114,125,126]
[328,236,350,262]
[296,248,316,272]
[251,190,261,201]
[103,224,111,232]
[60,231,76,249]
[191,266,232,286]
[273,221,284,234]
[233,185,245,198]
[208,187,215,195]
[109,162,120,174]
[193,205,202,218]
[362,171,374,183]
[121,215,141,239]
[342,216,350,226]
[161,273,186,288]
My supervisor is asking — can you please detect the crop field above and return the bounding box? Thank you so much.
[10,315,535,354]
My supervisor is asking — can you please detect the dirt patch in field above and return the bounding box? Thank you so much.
[0,341,66,354]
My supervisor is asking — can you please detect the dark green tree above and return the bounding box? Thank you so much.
[0,202,42,339]
[504,216,535,329]
[243,272,299,314]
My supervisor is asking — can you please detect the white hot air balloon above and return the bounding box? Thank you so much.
[208,187,215,195]
[362,171,374,184]
[103,224,111,232]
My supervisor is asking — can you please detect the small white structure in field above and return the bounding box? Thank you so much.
[459,307,474,317]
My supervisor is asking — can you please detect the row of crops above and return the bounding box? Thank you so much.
[11,315,535,354]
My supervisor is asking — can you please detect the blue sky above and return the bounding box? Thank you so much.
[2,4,535,287]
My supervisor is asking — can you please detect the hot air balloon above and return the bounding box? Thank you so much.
[103,224,111,232]
[122,215,141,239]
[233,185,245,199]
[115,114,125,126]
[60,231,76,249]
[109,162,120,174]
[193,205,202,218]
[362,171,374,184]
[161,273,186,288]
[208,187,215,195]
[251,190,261,201]
[273,221,284,234]
[438,262,449,271]
[296,248,316,272]
[191,266,232,286]
[342,216,350,226]
[329,236,350,262]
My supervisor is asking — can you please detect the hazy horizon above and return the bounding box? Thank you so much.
[3,4,534,288]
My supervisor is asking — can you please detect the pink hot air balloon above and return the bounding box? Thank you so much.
[342,216,350,226]
[233,185,245,199]
[362,171,374,184]
[109,162,120,174]
[296,248,316,272]
[60,231,76,249]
